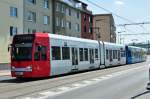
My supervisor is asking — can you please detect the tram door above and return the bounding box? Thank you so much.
[89,49,94,64]
[72,48,78,70]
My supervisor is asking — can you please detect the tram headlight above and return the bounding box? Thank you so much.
[11,66,15,71]
[26,66,32,72]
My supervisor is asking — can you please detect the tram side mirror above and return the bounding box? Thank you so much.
[8,44,12,52]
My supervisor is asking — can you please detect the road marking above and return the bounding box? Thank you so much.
[72,83,84,87]
[22,65,150,99]
[58,87,70,91]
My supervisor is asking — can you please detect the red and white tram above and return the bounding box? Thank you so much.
[10,33,126,78]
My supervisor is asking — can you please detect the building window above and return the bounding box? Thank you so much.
[10,7,17,17]
[61,19,65,28]
[66,21,71,29]
[75,23,80,32]
[44,15,50,25]
[66,8,69,15]
[56,2,60,12]
[89,16,93,23]
[77,11,79,19]
[69,8,71,16]
[84,14,86,21]
[69,22,71,29]
[56,17,60,26]
[84,26,86,33]
[61,4,65,13]
[27,11,36,22]
[10,26,17,36]
[89,27,93,34]
[27,0,36,4]
[44,0,49,9]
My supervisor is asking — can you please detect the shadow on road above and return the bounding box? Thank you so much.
[0,77,52,83]
[131,90,150,99]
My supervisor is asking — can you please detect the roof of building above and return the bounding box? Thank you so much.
[94,13,113,17]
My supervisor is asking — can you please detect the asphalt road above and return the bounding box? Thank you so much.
[0,59,149,99]
[47,63,150,99]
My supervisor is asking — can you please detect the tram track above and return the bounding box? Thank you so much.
[0,61,149,99]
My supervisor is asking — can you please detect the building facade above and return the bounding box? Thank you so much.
[93,14,116,43]
[80,3,94,40]
[24,0,53,34]
[0,0,53,63]
[52,0,82,37]
[0,0,23,63]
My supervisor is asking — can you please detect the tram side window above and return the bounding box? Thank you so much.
[41,46,47,60]
[95,49,98,59]
[106,49,109,59]
[34,46,40,60]
[109,50,113,61]
[115,50,118,59]
[118,50,120,59]
[52,46,61,60]
[79,48,84,61]
[84,48,88,61]
[62,47,70,60]
[113,50,115,59]
[121,51,125,57]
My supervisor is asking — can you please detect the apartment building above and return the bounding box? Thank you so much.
[80,2,94,40]
[24,0,52,33]
[93,14,116,43]
[52,0,81,37]
[0,0,23,63]
[0,0,52,63]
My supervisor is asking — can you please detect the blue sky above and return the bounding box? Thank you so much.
[82,0,150,44]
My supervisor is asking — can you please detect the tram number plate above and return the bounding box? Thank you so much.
[15,72,23,76]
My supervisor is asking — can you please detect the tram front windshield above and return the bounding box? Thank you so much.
[11,43,32,61]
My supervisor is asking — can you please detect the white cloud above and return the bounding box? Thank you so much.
[115,0,124,5]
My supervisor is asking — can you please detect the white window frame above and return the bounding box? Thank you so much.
[44,0,49,9]
[44,15,50,25]
[10,7,17,17]
[75,23,80,32]
[61,19,65,28]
